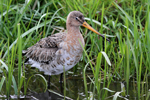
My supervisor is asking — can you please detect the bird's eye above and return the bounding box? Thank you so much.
[76,17,78,20]
[75,17,83,24]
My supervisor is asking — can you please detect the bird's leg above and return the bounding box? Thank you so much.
[60,73,63,82]
[59,73,63,83]
[60,73,63,93]
[48,75,51,89]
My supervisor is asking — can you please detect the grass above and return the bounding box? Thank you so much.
[0,0,150,99]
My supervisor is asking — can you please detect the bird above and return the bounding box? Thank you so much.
[23,11,110,88]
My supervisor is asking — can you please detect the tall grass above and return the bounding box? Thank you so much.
[0,0,150,99]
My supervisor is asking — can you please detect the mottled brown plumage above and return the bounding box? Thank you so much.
[23,11,109,75]
[23,32,66,63]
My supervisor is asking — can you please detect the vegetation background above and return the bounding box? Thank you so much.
[0,0,150,99]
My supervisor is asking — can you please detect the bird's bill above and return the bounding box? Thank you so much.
[82,21,110,42]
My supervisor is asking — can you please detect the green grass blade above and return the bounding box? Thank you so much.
[0,76,5,91]
[113,2,134,26]
[0,59,8,71]
[17,23,22,92]
[63,66,66,100]
[101,51,111,66]
[12,76,18,95]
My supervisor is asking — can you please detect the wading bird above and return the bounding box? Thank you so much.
[23,11,110,88]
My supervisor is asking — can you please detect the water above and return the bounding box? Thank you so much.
[0,66,150,100]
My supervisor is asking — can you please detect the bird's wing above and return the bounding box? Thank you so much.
[23,32,66,63]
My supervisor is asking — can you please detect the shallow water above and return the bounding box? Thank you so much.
[0,66,150,100]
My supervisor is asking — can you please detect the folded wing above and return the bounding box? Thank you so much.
[23,32,66,64]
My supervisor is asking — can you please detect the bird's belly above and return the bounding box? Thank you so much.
[36,49,82,75]
[51,50,82,75]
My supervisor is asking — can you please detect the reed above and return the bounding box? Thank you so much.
[0,0,149,99]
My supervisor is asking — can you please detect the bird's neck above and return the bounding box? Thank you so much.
[66,23,81,38]
[65,23,85,48]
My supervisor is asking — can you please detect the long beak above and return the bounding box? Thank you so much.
[82,21,110,42]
